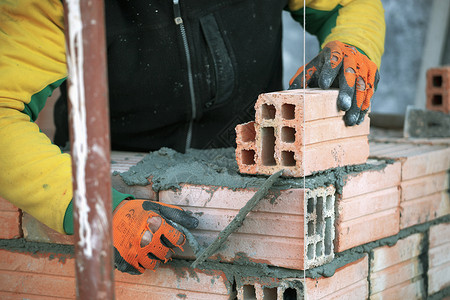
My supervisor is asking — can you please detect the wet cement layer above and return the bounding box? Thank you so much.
[117,147,391,194]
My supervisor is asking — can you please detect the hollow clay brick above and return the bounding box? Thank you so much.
[0,249,232,299]
[160,184,336,270]
[400,191,450,229]
[160,185,307,270]
[370,278,425,300]
[428,222,450,295]
[369,142,450,181]
[235,89,370,177]
[401,171,449,202]
[305,255,368,299]
[426,66,450,114]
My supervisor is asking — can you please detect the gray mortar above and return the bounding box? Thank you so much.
[0,239,74,263]
[119,147,391,194]
[429,286,450,300]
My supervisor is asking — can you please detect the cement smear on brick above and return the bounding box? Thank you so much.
[118,147,389,194]
[0,238,74,263]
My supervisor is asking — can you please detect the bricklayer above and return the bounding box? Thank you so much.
[426,66,450,113]
[0,250,232,299]
[305,255,368,299]
[428,222,450,295]
[236,89,370,177]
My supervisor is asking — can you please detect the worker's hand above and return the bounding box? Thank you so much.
[289,40,380,126]
[113,199,199,275]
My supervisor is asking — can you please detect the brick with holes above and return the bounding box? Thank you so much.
[235,89,370,177]
[426,66,450,114]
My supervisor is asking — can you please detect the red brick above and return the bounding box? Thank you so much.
[401,171,449,202]
[22,213,74,245]
[371,233,424,272]
[370,142,450,181]
[429,222,450,248]
[0,211,21,239]
[0,196,18,211]
[236,89,370,177]
[400,191,450,229]
[335,207,399,252]
[340,160,401,199]
[306,255,368,299]
[370,278,425,300]
[159,185,306,269]
[429,243,450,269]
[426,66,450,113]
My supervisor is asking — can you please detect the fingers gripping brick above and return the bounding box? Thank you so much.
[113,200,184,273]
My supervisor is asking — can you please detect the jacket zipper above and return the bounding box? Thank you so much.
[173,0,196,151]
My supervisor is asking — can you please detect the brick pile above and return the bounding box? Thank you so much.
[235,89,370,177]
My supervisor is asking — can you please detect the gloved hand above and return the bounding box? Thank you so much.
[289,40,380,126]
[113,199,199,275]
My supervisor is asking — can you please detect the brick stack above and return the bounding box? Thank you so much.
[426,66,450,114]
[235,89,370,177]
[370,142,450,229]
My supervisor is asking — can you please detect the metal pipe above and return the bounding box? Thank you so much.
[63,0,114,299]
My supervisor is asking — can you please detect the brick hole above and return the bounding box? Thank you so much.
[281,127,295,143]
[263,287,277,300]
[243,285,256,299]
[262,104,276,119]
[241,124,256,142]
[316,241,323,256]
[432,94,443,106]
[241,150,256,165]
[261,127,276,166]
[281,151,296,166]
[283,288,297,300]
[326,195,332,210]
[307,220,314,236]
[307,244,314,259]
[281,103,295,120]
[324,217,332,255]
[316,196,323,221]
[307,197,314,213]
[432,75,443,87]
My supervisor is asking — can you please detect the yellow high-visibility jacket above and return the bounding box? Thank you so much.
[0,0,385,234]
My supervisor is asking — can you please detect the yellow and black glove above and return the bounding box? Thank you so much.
[289,40,380,126]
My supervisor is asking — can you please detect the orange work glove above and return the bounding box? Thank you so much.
[289,40,380,126]
[113,200,198,274]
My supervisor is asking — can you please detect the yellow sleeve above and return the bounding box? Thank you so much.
[0,0,71,233]
[288,0,386,68]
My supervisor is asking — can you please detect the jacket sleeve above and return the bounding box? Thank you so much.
[0,0,72,233]
[287,0,386,68]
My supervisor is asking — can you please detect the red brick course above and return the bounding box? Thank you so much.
[426,66,450,113]
[428,222,450,295]
[0,249,232,299]
[0,196,21,239]
[306,255,368,299]
[236,89,370,177]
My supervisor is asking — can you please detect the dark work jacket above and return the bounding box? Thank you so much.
[55,0,288,152]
